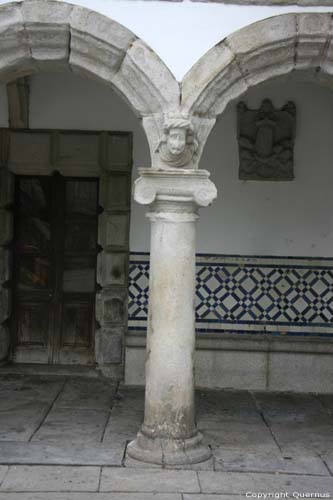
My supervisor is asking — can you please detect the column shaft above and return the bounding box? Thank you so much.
[143,210,197,439]
[128,168,217,465]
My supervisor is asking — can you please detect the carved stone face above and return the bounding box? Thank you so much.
[167,127,187,156]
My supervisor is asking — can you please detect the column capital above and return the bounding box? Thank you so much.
[133,168,217,212]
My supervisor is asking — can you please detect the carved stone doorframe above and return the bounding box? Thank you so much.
[0,129,132,379]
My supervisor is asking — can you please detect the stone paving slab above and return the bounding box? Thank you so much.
[103,412,142,436]
[269,421,333,455]
[254,392,327,423]
[0,465,100,492]
[201,421,278,452]
[197,390,261,425]
[55,379,116,410]
[214,448,329,475]
[0,466,7,484]
[318,394,333,414]
[0,401,51,442]
[0,494,182,500]
[32,408,109,444]
[198,470,333,495]
[100,468,201,493]
[0,376,64,403]
[102,431,131,450]
[0,442,124,466]
[184,496,242,500]
[322,452,333,475]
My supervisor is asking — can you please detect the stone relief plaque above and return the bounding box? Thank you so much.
[237,99,296,181]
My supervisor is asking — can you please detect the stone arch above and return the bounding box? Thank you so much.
[0,0,179,118]
[182,13,333,118]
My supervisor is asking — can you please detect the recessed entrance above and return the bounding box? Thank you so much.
[12,174,99,365]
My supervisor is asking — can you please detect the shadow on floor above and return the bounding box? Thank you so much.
[0,373,332,476]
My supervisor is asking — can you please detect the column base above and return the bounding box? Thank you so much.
[127,429,211,465]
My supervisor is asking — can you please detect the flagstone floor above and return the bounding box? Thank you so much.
[0,372,332,498]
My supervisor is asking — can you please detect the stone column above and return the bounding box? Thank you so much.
[127,168,217,465]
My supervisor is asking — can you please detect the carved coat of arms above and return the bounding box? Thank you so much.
[237,99,296,181]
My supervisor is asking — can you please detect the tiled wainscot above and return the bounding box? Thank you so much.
[126,253,333,392]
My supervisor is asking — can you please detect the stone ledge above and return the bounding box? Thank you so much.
[126,330,333,354]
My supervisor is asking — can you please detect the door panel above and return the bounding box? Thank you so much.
[12,175,98,365]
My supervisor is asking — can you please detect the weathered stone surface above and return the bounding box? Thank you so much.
[70,6,135,53]
[7,78,29,129]
[0,169,14,207]
[22,0,72,70]
[0,288,10,323]
[0,400,50,441]
[98,213,129,250]
[32,408,109,445]
[55,378,116,410]
[154,112,199,169]
[0,2,179,121]
[134,168,217,207]
[214,448,329,475]
[0,493,181,500]
[0,324,10,362]
[105,133,132,171]
[0,249,10,284]
[99,174,130,210]
[0,375,65,402]
[198,470,333,495]
[0,467,7,485]
[296,13,332,71]
[8,130,51,168]
[54,132,100,168]
[69,6,135,85]
[0,4,33,80]
[0,209,13,246]
[1,465,100,492]
[237,99,296,181]
[100,468,201,493]
[97,252,127,287]
[182,41,247,116]
[129,169,216,466]
[95,327,124,364]
[96,289,127,325]
[182,13,307,117]
[112,39,180,115]
[0,441,124,467]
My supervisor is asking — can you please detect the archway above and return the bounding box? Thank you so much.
[0,0,180,374]
[182,13,333,119]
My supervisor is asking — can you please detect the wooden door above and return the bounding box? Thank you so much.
[12,174,98,365]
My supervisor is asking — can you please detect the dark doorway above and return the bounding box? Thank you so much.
[12,174,99,365]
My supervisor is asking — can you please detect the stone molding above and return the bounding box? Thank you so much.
[0,0,179,117]
[182,13,333,117]
[133,169,217,211]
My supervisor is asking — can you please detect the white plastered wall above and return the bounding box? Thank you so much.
[0,72,333,257]
[199,75,333,258]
